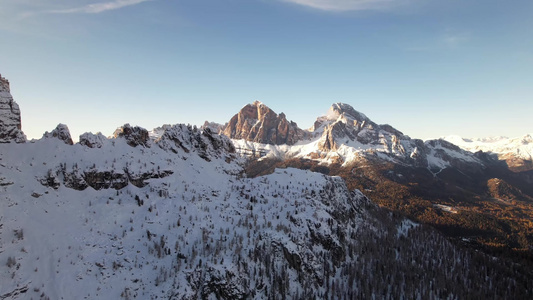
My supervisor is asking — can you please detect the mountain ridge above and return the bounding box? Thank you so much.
[1,76,532,299]
[222,101,533,254]
[2,118,531,299]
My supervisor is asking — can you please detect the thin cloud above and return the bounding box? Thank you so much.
[46,0,154,14]
[281,0,404,11]
[403,30,471,52]
[441,32,470,48]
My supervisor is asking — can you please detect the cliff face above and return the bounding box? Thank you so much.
[222,101,308,145]
[0,74,26,143]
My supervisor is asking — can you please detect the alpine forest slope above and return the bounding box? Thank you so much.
[224,102,533,262]
[0,75,532,299]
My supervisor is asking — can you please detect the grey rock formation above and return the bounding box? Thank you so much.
[155,124,236,162]
[0,74,26,143]
[113,123,150,147]
[42,124,74,145]
[79,132,107,148]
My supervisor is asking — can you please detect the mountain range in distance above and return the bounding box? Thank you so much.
[2,74,533,299]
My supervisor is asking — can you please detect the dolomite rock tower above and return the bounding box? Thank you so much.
[0,74,26,143]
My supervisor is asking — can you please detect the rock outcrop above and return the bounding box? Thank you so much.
[155,124,236,162]
[222,101,308,145]
[79,132,107,148]
[42,124,74,145]
[0,74,26,143]
[113,124,150,147]
[201,121,225,134]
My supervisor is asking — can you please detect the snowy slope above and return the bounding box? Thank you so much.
[1,124,530,299]
[0,126,243,299]
[443,134,533,161]
[0,125,372,299]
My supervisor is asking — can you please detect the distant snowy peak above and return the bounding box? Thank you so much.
[327,102,373,124]
[201,120,225,134]
[311,103,374,132]
[311,103,403,136]
[228,102,486,173]
[442,134,533,162]
[0,73,26,143]
[314,103,408,153]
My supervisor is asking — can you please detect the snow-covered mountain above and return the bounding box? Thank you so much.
[222,101,533,256]
[442,135,533,158]
[2,123,530,299]
[228,102,484,176]
[442,134,533,171]
[1,75,532,298]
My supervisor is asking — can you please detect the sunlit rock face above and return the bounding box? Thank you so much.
[222,101,308,145]
[315,103,409,156]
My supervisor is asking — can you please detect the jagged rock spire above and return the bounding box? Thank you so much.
[0,74,26,143]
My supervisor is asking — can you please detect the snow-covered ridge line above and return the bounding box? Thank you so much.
[0,122,372,298]
[2,132,527,298]
[442,134,533,161]
[223,102,490,173]
[1,76,531,298]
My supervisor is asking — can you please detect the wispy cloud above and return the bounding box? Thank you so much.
[441,32,470,48]
[44,0,154,14]
[281,0,406,11]
[404,31,471,52]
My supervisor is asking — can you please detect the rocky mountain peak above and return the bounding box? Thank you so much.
[222,101,308,145]
[42,124,74,145]
[312,103,378,134]
[316,103,406,152]
[79,132,107,148]
[327,102,372,124]
[0,74,10,92]
[0,73,26,143]
[201,121,225,134]
[113,124,150,147]
[521,134,533,144]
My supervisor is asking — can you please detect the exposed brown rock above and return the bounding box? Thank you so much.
[222,101,308,145]
[499,153,533,172]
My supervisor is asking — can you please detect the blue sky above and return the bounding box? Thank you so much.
[1,0,532,141]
